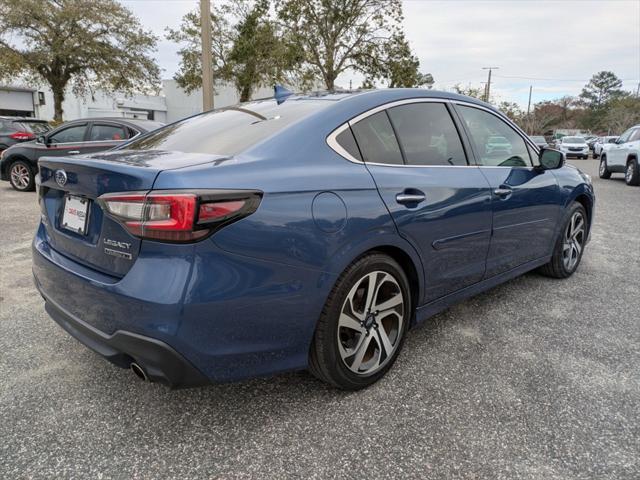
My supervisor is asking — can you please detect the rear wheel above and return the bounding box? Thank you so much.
[598,156,611,179]
[625,158,640,186]
[9,160,35,191]
[539,202,587,279]
[309,253,410,390]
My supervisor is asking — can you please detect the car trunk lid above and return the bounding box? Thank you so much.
[38,150,229,277]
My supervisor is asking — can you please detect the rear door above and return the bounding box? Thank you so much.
[453,102,563,277]
[83,122,134,155]
[345,99,493,303]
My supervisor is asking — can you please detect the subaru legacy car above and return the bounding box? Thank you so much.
[1,117,164,191]
[32,89,594,390]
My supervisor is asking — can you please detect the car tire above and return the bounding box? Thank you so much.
[625,158,640,186]
[593,151,599,159]
[309,253,411,390]
[9,160,35,192]
[598,156,611,179]
[539,202,588,279]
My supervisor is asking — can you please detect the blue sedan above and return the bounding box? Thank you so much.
[32,89,594,389]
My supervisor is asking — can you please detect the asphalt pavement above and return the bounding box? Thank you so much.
[1,159,638,479]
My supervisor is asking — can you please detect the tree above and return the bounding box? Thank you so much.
[167,0,294,102]
[0,0,160,122]
[278,0,404,90]
[579,71,624,109]
[452,84,484,99]
[363,32,433,88]
[605,96,640,133]
[497,101,523,123]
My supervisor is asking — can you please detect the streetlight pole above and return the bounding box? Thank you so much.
[200,0,214,111]
[482,66,499,103]
[526,85,533,134]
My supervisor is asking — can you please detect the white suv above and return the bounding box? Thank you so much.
[593,136,619,159]
[599,125,640,186]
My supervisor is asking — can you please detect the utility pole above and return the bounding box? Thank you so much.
[482,66,499,103]
[636,82,640,97]
[526,85,533,134]
[200,0,214,111]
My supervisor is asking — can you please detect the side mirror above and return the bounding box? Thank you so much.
[538,148,564,170]
[36,135,46,144]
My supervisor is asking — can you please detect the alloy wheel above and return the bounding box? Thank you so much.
[562,211,585,271]
[337,271,404,376]
[10,164,31,190]
[599,160,606,176]
[626,162,635,183]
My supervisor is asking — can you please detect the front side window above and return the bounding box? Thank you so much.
[89,124,129,142]
[386,103,467,166]
[618,128,634,143]
[457,106,532,167]
[48,124,87,144]
[351,111,403,165]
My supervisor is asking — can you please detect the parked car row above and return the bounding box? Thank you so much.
[598,124,640,186]
[0,117,164,191]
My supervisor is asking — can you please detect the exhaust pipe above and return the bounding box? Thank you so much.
[130,362,148,381]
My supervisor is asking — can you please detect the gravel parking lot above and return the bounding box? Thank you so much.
[1,159,638,479]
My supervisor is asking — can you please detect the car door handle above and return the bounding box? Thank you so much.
[68,150,80,155]
[493,187,513,198]
[396,191,426,205]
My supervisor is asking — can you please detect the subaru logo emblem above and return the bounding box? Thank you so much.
[54,169,67,187]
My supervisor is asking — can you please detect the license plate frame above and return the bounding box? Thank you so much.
[61,195,90,235]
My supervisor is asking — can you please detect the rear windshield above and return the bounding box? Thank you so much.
[563,137,585,143]
[13,121,50,134]
[125,100,330,155]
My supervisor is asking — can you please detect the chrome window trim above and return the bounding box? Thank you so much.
[327,97,477,168]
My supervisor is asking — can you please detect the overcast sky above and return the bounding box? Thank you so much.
[122,0,640,108]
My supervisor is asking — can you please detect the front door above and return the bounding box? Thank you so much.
[348,101,493,303]
[40,123,89,158]
[607,127,637,170]
[453,104,563,277]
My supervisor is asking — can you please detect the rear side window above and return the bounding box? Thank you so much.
[387,103,467,166]
[335,127,362,161]
[14,121,50,134]
[630,129,640,142]
[351,111,403,165]
[457,106,532,167]
[126,100,329,156]
[89,124,129,141]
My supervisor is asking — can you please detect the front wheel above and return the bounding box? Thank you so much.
[9,160,35,191]
[599,157,611,179]
[625,159,640,186]
[309,253,411,390]
[539,202,588,279]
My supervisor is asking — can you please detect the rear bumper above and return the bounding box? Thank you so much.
[36,284,209,388]
[32,222,332,384]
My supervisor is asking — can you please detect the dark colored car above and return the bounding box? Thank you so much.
[0,117,164,191]
[32,89,595,390]
[0,116,51,152]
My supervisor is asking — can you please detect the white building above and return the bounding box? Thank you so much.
[0,80,278,124]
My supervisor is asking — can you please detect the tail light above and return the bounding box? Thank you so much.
[98,190,262,242]
[9,131,35,141]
